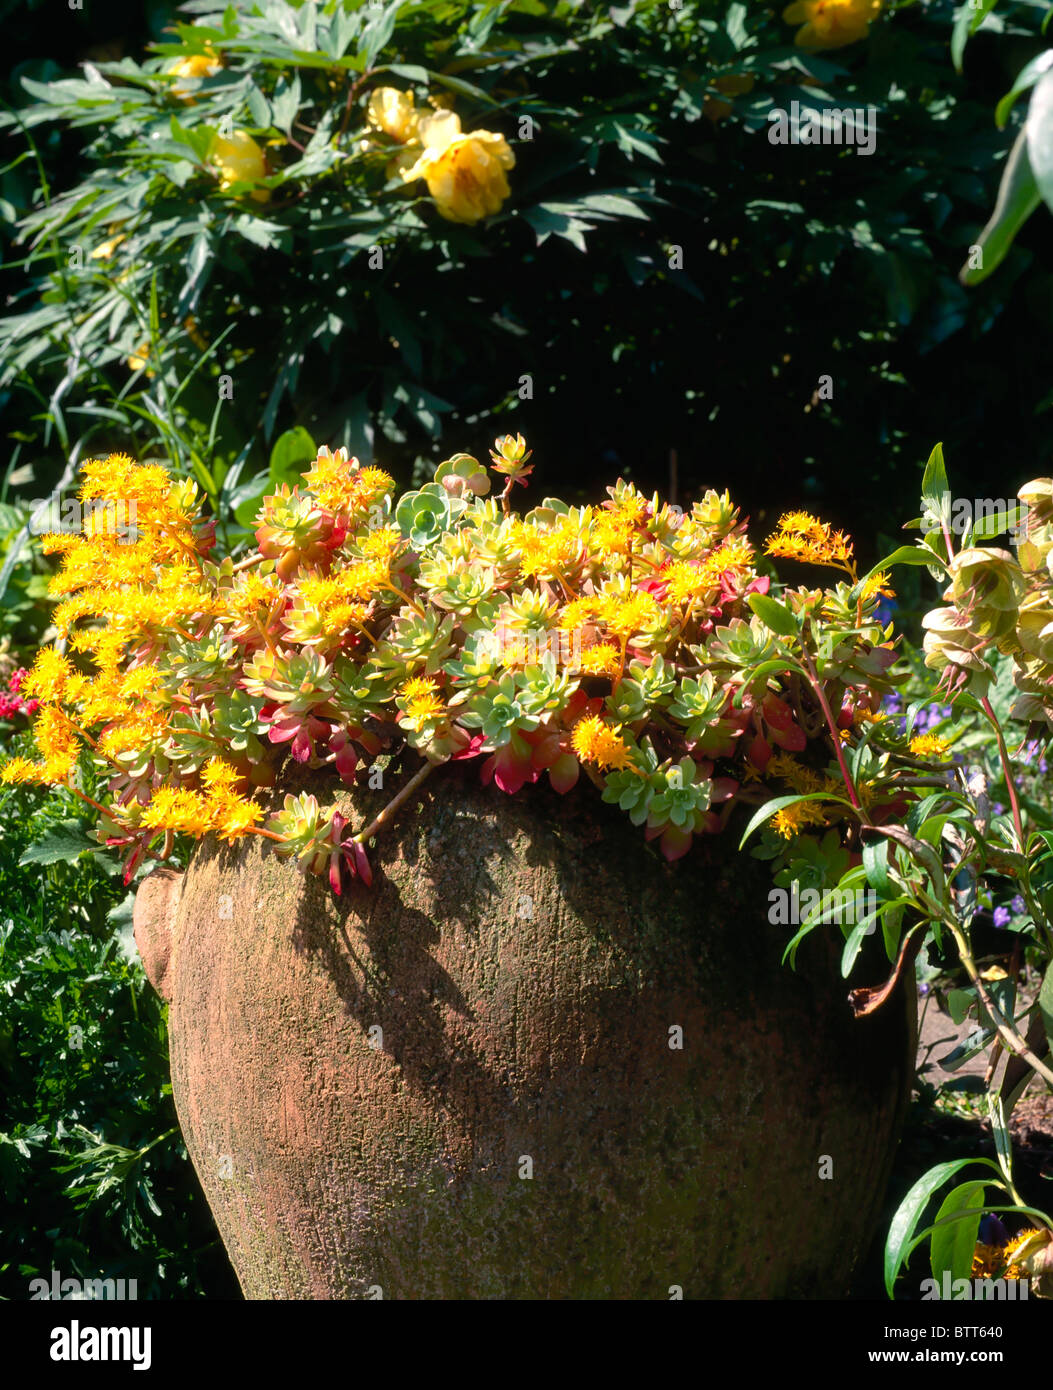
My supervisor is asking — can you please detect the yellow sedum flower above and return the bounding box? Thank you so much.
[571,714,636,772]
[909,733,950,759]
[764,511,855,577]
[575,643,623,677]
[782,0,881,50]
[400,110,514,224]
[771,800,829,839]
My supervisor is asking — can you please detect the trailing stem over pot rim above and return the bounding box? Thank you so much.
[0,431,993,904]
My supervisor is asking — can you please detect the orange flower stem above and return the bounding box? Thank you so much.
[613,635,629,691]
[231,551,264,573]
[246,826,287,843]
[381,583,426,619]
[67,784,111,818]
[354,759,436,844]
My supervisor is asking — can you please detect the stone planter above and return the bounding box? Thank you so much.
[133,764,914,1299]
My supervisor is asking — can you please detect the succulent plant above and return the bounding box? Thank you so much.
[394,482,468,551]
[434,453,490,499]
[255,485,334,581]
[459,671,541,747]
[667,673,729,743]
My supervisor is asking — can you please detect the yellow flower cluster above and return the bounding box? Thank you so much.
[400,674,444,721]
[141,759,263,843]
[302,448,394,518]
[908,733,950,759]
[571,714,635,772]
[771,801,830,839]
[764,511,856,579]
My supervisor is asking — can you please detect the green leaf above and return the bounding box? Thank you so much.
[920,441,949,514]
[747,593,799,637]
[1039,958,1053,1056]
[382,64,429,85]
[19,820,97,866]
[523,203,594,252]
[840,907,880,978]
[268,426,316,486]
[863,545,946,583]
[731,657,806,704]
[960,128,1042,287]
[863,838,890,898]
[359,0,400,67]
[988,1093,1014,1186]
[246,84,272,129]
[929,1181,988,1285]
[270,73,301,135]
[231,215,291,252]
[1027,67,1053,213]
[995,49,1053,129]
[884,1158,1003,1296]
[881,901,905,962]
[947,987,975,1025]
[952,0,999,74]
[970,501,1027,541]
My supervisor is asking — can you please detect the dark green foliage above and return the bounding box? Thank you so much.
[0,749,238,1299]
[1,0,1052,562]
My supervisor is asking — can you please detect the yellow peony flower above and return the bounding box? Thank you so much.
[90,227,126,261]
[782,0,881,50]
[210,131,270,204]
[367,87,420,144]
[704,73,756,124]
[400,110,514,224]
[168,50,222,101]
[126,342,153,374]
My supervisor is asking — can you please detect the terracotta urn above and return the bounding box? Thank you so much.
[133,763,914,1299]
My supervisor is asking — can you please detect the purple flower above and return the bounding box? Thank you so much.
[1011,895,1025,914]
[992,802,1005,816]
[979,1213,1009,1247]
[874,597,897,627]
[993,906,1011,928]
[918,982,931,996]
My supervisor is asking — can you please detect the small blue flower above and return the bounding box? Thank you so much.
[993,906,1010,928]
[1011,895,1025,914]
[992,801,1005,816]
